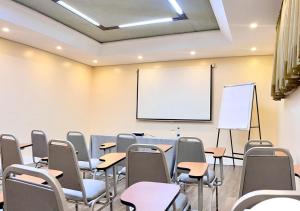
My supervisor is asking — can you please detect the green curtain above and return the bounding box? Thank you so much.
[272,0,300,100]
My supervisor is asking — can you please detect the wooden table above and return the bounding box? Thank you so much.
[97,152,126,200]
[0,169,63,208]
[177,162,208,211]
[99,142,116,154]
[120,182,180,211]
[15,169,62,184]
[205,147,226,158]
[294,164,300,178]
[19,143,33,149]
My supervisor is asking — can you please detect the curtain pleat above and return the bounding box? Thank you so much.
[272,0,300,100]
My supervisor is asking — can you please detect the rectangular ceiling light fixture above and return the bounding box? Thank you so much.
[168,0,184,15]
[55,0,100,26]
[119,17,173,28]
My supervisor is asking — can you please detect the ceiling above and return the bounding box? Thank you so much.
[13,0,219,43]
[0,0,282,66]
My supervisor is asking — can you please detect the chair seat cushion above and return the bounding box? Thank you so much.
[63,179,106,202]
[118,167,126,175]
[78,158,101,170]
[168,193,189,211]
[178,169,215,185]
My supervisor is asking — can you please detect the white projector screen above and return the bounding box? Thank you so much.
[136,66,212,121]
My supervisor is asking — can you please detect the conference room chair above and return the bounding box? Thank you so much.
[31,130,49,167]
[232,190,300,211]
[126,144,191,211]
[0,134,24,173]
[3,164,70,211]
[174,137,223,211]
[244,140,273,155]
[116,133,137,180]
[48,140,109,211]
[239,147,295,197]
[67,131,100,178]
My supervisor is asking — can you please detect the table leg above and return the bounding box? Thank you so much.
[112,165,117,197]
[198,178,203,211]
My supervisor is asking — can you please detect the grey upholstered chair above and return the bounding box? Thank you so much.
[232,190,300,211]
[67,131,100,178]
[174,137,224,211]
[3,164,69,211]
[244,140,273,155]
[239,147,295,197]
[48,140,109,211]
[31,130,49,167]
[116,133,137,178]
[0,134,24,173]
[126,144,191,211]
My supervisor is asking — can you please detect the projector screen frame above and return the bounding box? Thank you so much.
[135,65,214,122]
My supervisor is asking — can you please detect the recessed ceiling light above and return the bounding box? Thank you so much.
[168,0,184,15]
[249,23,258,29]
[190,51,196,55]
[251,47,257,52]
[119,18,173,28]
[137,55,143,60]
[2,27,10,33]
[92,59,98,64]
[55,1,100,26]
[56,46,62,50]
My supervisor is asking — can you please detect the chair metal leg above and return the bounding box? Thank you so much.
[216,186,219,211]
[198,178,203,211]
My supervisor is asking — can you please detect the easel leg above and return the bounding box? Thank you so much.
[214,129,221,170]
[229,130,235,167]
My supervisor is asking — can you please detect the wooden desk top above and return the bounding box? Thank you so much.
[153,144,173,153]
[275,151,288,156]
[205,147,226,158]
[177,162,208,179]
[19,143,33,149]
[99,142,116,150]
[0,193,3,208]
[294,164,300,178]
[15,169,63,184]
[97,152,126,170]
[120,182,180,211]
[0,169,63,208]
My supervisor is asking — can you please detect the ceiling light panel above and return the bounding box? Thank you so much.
[168,0,184,15]
[119,18,173,28]
[54,0,100,26]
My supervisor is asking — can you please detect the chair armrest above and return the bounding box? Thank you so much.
[97,152,126,170]
[205,147,226,158]
[177,162,208,179]
[294,164,300,178]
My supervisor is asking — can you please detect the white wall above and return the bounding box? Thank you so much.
[90,56,279,160]
[0,37,280,164]
[0,38,93,154]
[278,88,300,164]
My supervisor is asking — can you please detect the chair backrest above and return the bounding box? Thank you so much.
[66,131,90,162]
[117,133,137,167]
[232,190,300,211]
[31,130,48,160]
[126,144,170,187]
[3,164,69,211]
[176,137,206,163]
[239,147,295,197]
[48,140,87,201]
[244,140,273,155]
[116,133,137,152]
[0,134,23,172]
